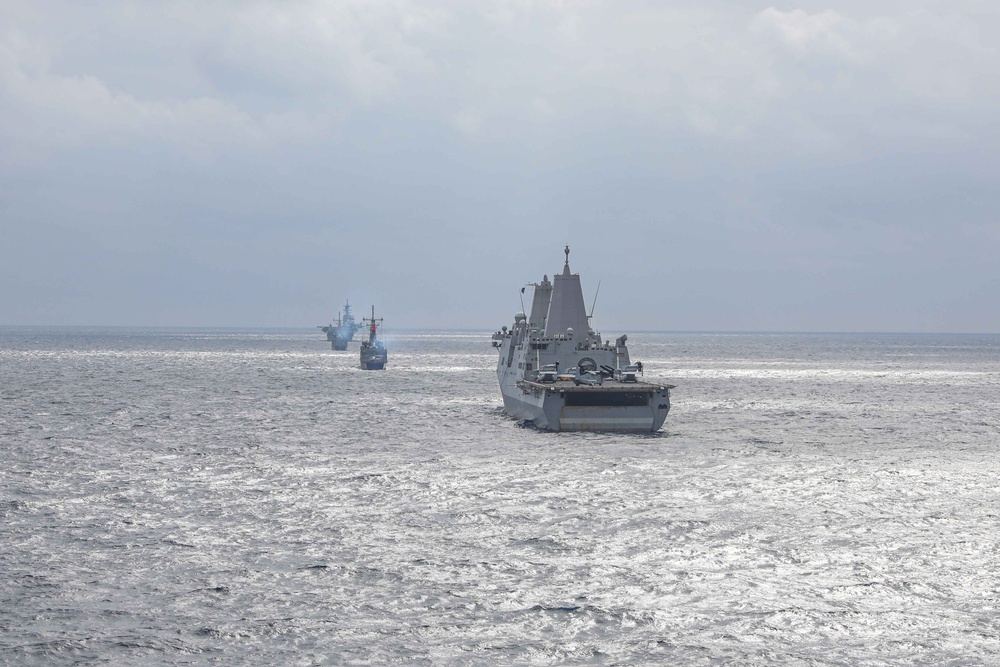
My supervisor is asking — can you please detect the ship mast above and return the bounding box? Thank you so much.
[363,305,383,344]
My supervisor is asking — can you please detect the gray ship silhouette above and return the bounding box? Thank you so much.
[492,247,674,431]
[360,306,387,370]
[319,300,359,350]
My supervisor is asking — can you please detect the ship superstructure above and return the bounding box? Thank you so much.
[492,247,673,432]
[360,306,388,370]
[319,300,359,350]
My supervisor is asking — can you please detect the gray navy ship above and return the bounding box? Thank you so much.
[319,300,360,350]
[492,247,674,432]
[360,306,388,370]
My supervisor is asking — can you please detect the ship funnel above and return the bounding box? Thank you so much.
[544,250,590,339]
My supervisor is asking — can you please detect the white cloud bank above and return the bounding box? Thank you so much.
[1,1,998,330]
[2,3,995,157]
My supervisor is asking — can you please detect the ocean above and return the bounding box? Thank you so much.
[2,327,999,665]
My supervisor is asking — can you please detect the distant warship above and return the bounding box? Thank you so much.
[360,306,388,370]
[319,300,359,350]
[492,247,674,432]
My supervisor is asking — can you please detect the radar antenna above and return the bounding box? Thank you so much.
[588,281,601,321]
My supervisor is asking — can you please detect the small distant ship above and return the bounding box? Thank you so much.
[319,300,359,350]
[360,306,388,370]
[492,246,674,432]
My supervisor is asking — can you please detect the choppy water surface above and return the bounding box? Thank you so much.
[2,328,999,665]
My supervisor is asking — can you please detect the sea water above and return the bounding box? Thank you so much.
[2,327,999,665]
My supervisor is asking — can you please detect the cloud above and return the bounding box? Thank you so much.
[3,2,993,160]
[199,2,443,106]
[1,1,998,330]
[0,30,293,165]
[0,1,454,164]
[751,8,859,61]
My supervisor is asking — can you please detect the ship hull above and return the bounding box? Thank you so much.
[500,381,671,432]
[322,326,356,350]
[360,345,387,370]
[328,333,350,351]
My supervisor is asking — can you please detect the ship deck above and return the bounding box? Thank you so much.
[517,379,675,392]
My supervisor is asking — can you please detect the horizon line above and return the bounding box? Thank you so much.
[1,324,998,337]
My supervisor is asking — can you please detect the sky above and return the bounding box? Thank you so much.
[1,1,998,332]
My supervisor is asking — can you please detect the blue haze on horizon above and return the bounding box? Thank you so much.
[1,2,997,333]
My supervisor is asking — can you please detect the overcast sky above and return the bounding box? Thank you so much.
[1,1,997,332]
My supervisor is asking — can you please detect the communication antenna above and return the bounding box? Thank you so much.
[588,281,601,321]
